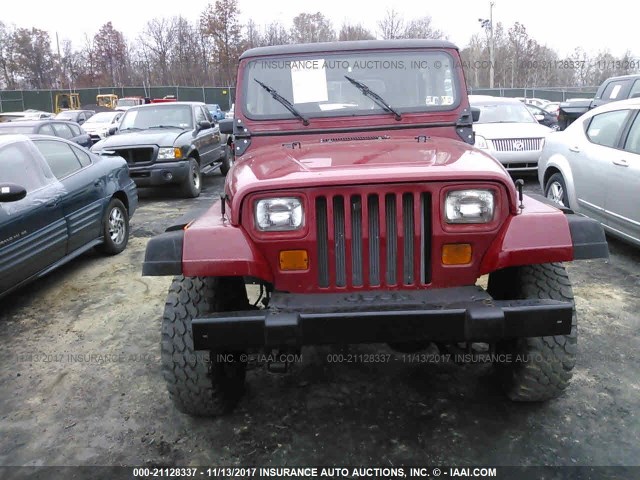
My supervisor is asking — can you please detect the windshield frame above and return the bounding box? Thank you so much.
[240,48,462,123]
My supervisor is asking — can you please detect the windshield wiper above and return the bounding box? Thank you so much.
[148,125,185,129]
[119,127,142,132]
[254,79,309,126]
[344,75,402,121]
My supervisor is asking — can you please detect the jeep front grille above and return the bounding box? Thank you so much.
[491,138,543,152]
[316,190,431,288]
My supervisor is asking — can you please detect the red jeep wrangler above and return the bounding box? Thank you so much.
[143,40,608,417]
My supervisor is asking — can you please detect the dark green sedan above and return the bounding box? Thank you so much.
[0,134,138,300]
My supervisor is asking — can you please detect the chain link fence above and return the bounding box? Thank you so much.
[468,87,599,102]
[0,86,236,113]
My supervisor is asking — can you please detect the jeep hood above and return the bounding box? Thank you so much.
[227,137,515,214]
[94,129,188,149]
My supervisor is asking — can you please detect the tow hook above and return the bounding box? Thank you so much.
[265,348,301,374]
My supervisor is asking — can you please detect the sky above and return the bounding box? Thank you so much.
[1,0,635,59]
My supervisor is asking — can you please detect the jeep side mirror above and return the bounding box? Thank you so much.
[108,126,118,135]
[0,183,27,202]
[219,118,234,134]
[471,107,481,122]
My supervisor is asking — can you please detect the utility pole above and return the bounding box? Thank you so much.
[479,2,496,89]
[489,2,495,89]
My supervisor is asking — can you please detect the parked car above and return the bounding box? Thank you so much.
[558,74,640,130]
[544,102,561,116]
[469,95,553,172]
[82,111,124,144]
[0,134,138,300]
[91,102,230,198]
[54,109,95,125]
[206,104,225,121]
[539,97,640,247]
[0,120,92,148]
[142,40,608,417]
[515,97,550,109]
[526,104,560,130]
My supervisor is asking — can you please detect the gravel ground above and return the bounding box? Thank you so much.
[0,174,638,472]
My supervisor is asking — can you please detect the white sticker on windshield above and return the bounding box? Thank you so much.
[610,84,622,99]
[290,59,328,104]
[1,187,9,194]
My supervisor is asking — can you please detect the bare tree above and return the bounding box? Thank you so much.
[377,8,404,40]
[243,19,262,50]
[140,17,178,85]
[403,16,447,40]
[290,12,336,43]
[262,21,290,46]
[0,22,18,89]
[201,0,243,86]
[12,27,55,89]
[338,23,376,41]
[93,22,128,86]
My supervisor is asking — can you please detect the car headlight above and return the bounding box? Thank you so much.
[157,147,183,161]
[445,190,495,224]
[255,198,304,231]
[474,135,489,149]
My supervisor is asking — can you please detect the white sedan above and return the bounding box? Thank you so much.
[538,97,640,247]
[470,95,553,172]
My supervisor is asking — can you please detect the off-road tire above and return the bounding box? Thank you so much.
[544,172,569,208]
[181,157,201,198]
[98,198,129,255]
[161,276,250,416]
[220,145,233,176]
[488,263,577,402]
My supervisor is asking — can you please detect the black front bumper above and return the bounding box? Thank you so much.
[192,286,573,350]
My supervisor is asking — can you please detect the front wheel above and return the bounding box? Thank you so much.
[161,276,250,417]
[180,157,201,198]
[98,198,129,255]
[544,172,569,208]
[220,145,233,176]
[488,263,577,402]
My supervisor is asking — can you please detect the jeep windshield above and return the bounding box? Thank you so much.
[243,50,459,121]
[118,105,193,131]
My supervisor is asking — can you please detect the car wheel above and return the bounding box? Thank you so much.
[181,157,201,198]
[488,263,577,402]
[99,198,129,255]
[544,172,569,207]
[551,123,560,131]
[161,276,250,417]
[220,145,233,176]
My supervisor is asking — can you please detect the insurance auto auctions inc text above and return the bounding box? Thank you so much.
[229,466,498,478]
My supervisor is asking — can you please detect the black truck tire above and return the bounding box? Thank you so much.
[161,276,250,416]
[220,145,233,176]
[488,263,577,402]
[181,157,201,198]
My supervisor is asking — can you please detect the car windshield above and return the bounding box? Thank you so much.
[473,102,537,124]
[0,125,34,134]
[119,105,193,130]
[243,50,458,121]
[85,112,118,124]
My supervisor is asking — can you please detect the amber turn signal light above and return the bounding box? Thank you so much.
[279,250,309,270]
[442,244,472,265]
